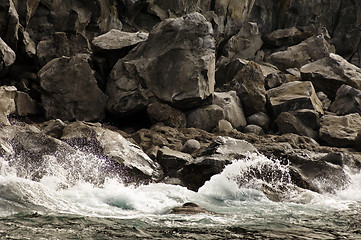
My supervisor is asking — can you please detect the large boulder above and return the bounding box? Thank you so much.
[221,22,263,60]
[330,85,361,116]
[223,61,267,116]
[319,113,361,148]
[268,34,334,71]
[301,53,361,99]
[266,81,324,118]
[213,91,247,129]
[180,136,258,191]
[106,13,215,115]
[61,121,163,181]
[38,54,108,121]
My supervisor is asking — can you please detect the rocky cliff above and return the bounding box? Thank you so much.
[1,0,361,198]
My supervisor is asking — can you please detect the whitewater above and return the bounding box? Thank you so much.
[1,149,361,239]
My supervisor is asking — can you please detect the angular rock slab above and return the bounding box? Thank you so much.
[38,54,108,121]
[61,121,163,181]
[0,37,16,70]
[107,12,215,115]
[186,104,224,132]
[266,81,324,117]
[319,113,361,148]
[330,84,361,115]
[301,53,361,99]
[92,30,148,51]
[268,34,334,70]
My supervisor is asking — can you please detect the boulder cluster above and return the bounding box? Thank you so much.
[1,0,361,199]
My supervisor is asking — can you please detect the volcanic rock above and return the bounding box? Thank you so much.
[38,53,108,121]
[301,53,361,99]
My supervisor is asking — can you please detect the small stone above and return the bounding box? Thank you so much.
[243,124,265,135]
[182,139,201,154]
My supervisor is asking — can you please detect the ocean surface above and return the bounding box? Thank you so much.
[1,150,361,239]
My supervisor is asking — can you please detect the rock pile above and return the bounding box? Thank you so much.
[1,0,361,199]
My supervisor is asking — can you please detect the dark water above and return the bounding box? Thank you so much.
[1,152,361,240]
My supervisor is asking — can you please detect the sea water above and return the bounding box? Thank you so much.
[0,150,361,239]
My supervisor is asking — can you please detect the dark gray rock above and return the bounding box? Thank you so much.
[319,113,361,148]
[186,104,224,132]
[61,121,163,181]
[263,27,313,47]
[268,34,334,71]
[265,71,299,90]
[107,13,215,115]
[15,91,40,117]
[180,136,258,191]
[147,102,186,128]
[169,202,213,215]
[300,54,361,99]
[266,81,324,118]
[182,139,201,154]
[157,148,193,177]
[246,112,270,131]
[330,84,361,116]
[41,119,67,139]
[243,124,265,135]
[215,58,248,88]
[38,54,108,121]
[275,112,318,140]
[224,61,267,116]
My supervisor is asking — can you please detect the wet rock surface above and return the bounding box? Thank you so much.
[0,0,361,199]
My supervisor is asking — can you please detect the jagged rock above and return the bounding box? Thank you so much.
[169,202,212,215]
[38,53,108,121]
[265,71,299,90]
[19,27,36,57]
[317,91,331,111]
[330,85,361,115]
[291,109,320,131]
[215,58,248,88]
[26,0,121,42]
[221,22,263,60]
[0,124,76,180]
[147,102,186,128]
[182,139,201,154]
[224,61,267,116]
[319,113,361,148]
[275,112,318,140]
[268,34,334,70]
[91,30,148,51]
[157,148,193,177]
[61,121,163,181]
[263,27,313,47]
[213,91,246,129]
[301,53,361,99]
[107,13,215,115]
[1,0,19,50]
[294,160,349,193]
[266,81,324,118]
[243,124,264,135]
[180,136,257,191]
[246,112,270,131]
[186,104,224,132]
[41,119,67,139]
[0,86,16,125]
[36,32,90,67]
[15,91,40,117]
[0,37,16,70]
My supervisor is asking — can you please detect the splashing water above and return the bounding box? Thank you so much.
[1,150,361,239]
